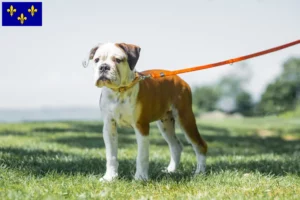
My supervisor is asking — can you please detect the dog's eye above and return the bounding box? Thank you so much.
[94,58,100,63]
[115,58,122,64]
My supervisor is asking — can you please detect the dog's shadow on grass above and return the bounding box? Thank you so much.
[0,146,190,181]
[0,145,196,181]
[32,122,104,134]
[200,124,300,176]
[1,122,300,179]
[0,146,124,177]
[0,121,104,136]
[52,134,136,149]
[201,125,300,155]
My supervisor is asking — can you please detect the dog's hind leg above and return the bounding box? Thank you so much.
[156,111,183,173]
[174,103,208,174]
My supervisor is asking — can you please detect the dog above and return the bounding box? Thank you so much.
[82,43,207,181]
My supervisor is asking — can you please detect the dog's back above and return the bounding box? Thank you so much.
[137,69,192,122]
[137,69,207,156]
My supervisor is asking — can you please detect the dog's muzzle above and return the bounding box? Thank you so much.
[95,64,112,86]
[99,64,111,73]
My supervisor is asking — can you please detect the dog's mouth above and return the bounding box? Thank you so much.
[99,76,110,81]
[95,76,111,86]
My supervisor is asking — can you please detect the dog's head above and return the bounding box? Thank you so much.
[82,43,141,89]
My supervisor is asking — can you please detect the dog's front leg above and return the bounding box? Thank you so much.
[134,124,150,181]
[100,118,118,182]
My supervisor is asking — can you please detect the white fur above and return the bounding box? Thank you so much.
[100,117,118,182]
[195,153,206,174]
[173,108,206,175]
[99,85,140,181]
[156,117,183,173]
[100,84,140,126]
[134,127,149,180]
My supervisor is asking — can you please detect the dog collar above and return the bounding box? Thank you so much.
[111,72,151,93]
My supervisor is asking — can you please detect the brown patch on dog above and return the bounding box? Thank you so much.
[136,123,149,136]
[115,43,141,70]
[135,69,207,154]
[89,46,99,60]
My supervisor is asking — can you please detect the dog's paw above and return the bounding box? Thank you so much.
[167,163,177,173]
[161,166,176,173]
[99,173,118,182]
[134,173,149,181]
[161,168,169,173]
[194,164,206,175]
[99,176,117,182]
[194,154,206,175]
[161,162,178,173]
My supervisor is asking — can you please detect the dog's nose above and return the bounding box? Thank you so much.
[99,64,111,72]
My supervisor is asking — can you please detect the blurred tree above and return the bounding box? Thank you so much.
[281,57,300,84]
[216,63,253,113]
[280,57,300,100]
[257,57,300,115]
[193,86,220,112]
[218,76,243,97]
[257,79,298,115]
[217,63,252,97]
[192,62,255,115]
[235,91,253,116]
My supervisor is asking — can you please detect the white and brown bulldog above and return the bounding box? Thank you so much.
[83,43,207,181]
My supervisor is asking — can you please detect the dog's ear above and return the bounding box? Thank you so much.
[116,43,141,70]
[82,44,101,68]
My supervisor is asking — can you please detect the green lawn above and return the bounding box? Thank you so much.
[0,117,300,199]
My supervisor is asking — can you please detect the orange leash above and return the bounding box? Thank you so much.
[149,39,300,78]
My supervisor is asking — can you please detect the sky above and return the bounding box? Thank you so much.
[0,0,300,109]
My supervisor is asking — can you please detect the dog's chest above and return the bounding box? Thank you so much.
[113,97,134,127]
[100,89,138,127]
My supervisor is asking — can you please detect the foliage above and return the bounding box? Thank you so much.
[257,57,300,115]
[193,86,220,113]
[235,91,253,116]
[193,63,254,114]
[215,63,255,113]
[257,81,298,115]
[280,104,300,118]
[192,57,300,116]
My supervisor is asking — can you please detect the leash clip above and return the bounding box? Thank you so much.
[139,74,152,80]
[160,72,165,77]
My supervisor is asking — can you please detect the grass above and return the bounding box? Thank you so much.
[0,117,300,200]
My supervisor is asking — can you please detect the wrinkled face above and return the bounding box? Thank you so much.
[83,43,141,89]
[93,43,127,88]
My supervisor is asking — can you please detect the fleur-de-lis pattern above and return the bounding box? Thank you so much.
[17,13,27,24]
[6,5,38,25]
[28,5,37,16]
[7,5,16,16]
